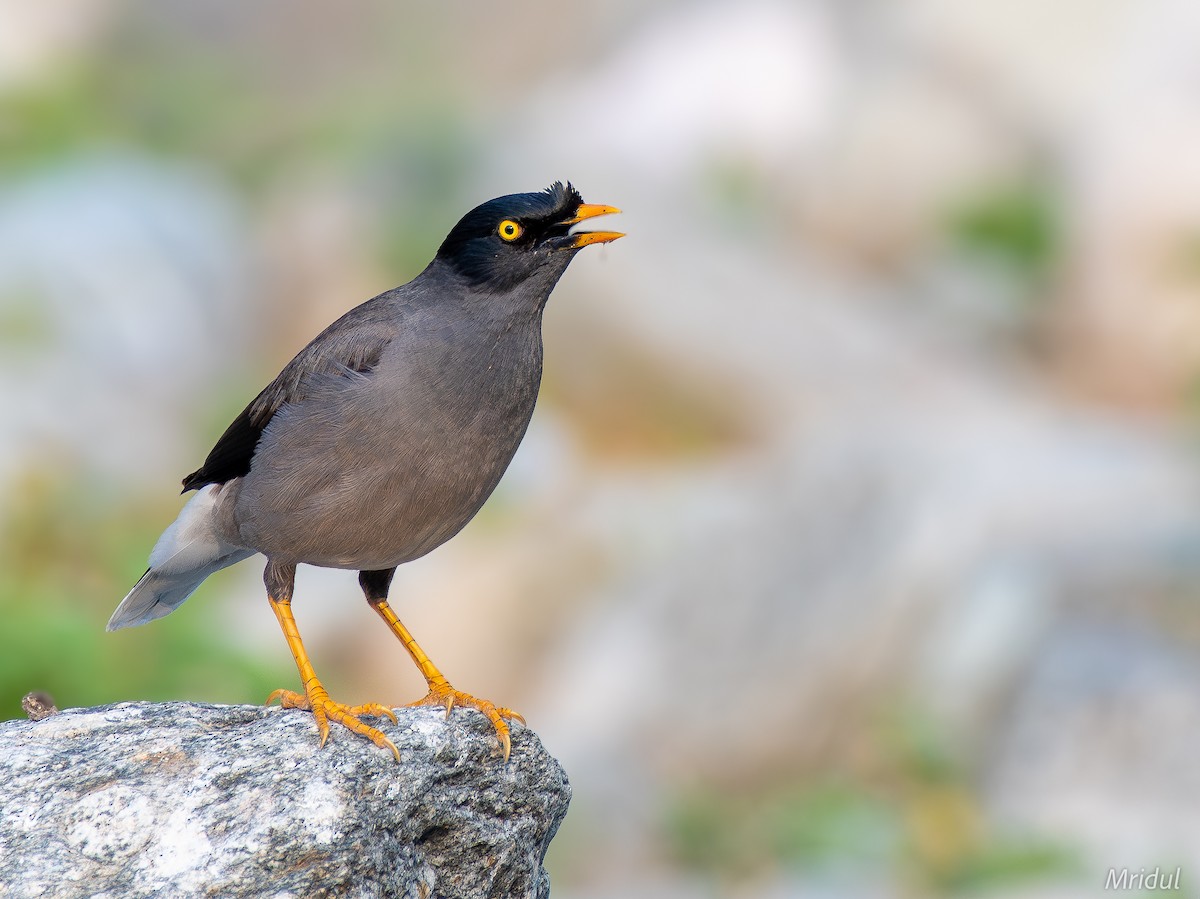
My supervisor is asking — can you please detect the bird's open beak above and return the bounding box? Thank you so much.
[563,203,624,248]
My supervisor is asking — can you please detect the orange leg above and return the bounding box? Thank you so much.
[264,565,400,761]
[367,596,524,762]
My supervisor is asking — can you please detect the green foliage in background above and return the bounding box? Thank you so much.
[0,472,288,722]
[663,703,1079,894]
[0,14,481,289]
[667,779,898,877]
[947,179,1059,294]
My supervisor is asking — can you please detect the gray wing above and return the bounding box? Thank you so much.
[182,300,399,492]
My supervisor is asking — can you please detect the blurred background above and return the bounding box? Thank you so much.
[3,0,1200,895]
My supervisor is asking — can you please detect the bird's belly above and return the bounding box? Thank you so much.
[283,460,508,570]
[232,383,536,569]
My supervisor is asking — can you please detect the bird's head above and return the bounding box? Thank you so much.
[435,182,623,295]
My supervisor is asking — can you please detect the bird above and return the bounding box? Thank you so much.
[107,181,623,761]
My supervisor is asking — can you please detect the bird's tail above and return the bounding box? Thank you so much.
[107,484,255,631]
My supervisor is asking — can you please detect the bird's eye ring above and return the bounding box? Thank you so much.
[498,219,523,242]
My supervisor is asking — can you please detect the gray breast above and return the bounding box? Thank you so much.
[231,311,544,569]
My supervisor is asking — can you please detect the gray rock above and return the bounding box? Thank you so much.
[0,701,570,899]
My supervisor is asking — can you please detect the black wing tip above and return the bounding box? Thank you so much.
[181,404,264,494]
[181,460,246,493]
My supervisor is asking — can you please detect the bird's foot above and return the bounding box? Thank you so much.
[406,683,525,761]
[267,682,400,762]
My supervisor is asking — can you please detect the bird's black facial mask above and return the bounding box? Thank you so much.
[435,182,619,293]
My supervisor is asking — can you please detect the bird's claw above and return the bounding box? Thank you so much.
[267,683,400,762]
[406,684,523,761]
[499,707,527,726]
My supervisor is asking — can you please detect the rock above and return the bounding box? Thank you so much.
[0,701,570,899]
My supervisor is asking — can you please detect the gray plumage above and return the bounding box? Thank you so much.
[109,182,619,630]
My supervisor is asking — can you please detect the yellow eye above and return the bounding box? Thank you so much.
[497,219,523,242]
